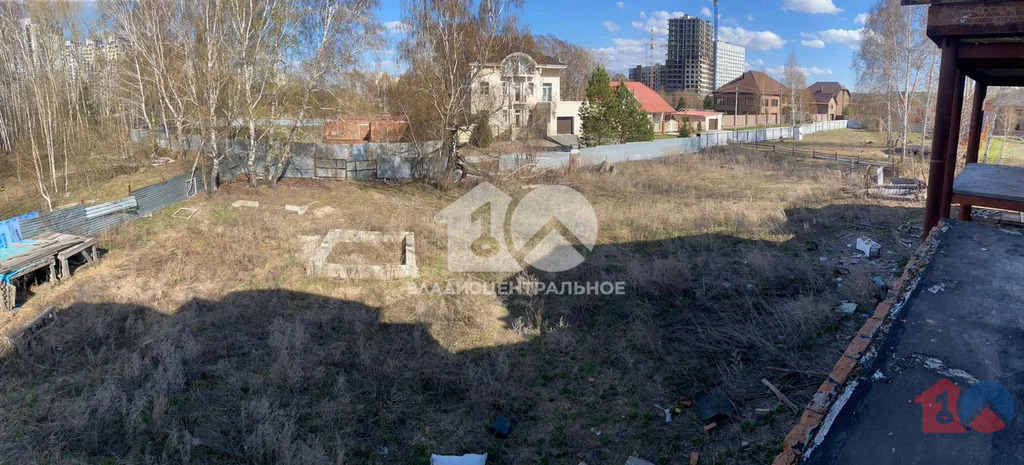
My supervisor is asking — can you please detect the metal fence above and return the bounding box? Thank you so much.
[499,120,852,171]
[12,172,205,241]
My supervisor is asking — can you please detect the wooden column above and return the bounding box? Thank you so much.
[959,83,988,221]
[939,70,967,219]
[924,39,959,235]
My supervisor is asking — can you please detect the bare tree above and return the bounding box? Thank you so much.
[782,51,806,126]
[397,0,525,187]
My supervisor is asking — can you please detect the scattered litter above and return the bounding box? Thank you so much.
[431,453,488,465]
[172,207,197,219]
[625,457,655,465]
[696,388,733,421]
[312,205,336,218]
[819,256,827,262]
[856,237,881,258]
[871,370,886,381]
[703,421,717,432]
[761,378,799,413]
[928,284,945,294]
[590,427,602,436]
[872,276,886,288]
[741,440,751,448]
[285,204,309,215]
[689,451,700,465]
[754,408,773,416]
[520,184,543,190]
[680,400,693,408]
[379,446,389,456]
[490,416,512,438]
[663,408,672,423]
[231,200,259,208]
[150,156,174,166]
[838,302,858,314]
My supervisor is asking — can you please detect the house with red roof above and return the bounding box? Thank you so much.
[610,81,678,134]
[673,110,724,132]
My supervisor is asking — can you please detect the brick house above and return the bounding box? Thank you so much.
[712,71,783,123]
[806,81,851,120]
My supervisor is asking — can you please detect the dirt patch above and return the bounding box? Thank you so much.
[327,238,403,265]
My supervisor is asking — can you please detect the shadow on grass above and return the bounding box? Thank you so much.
[0,203,921,465]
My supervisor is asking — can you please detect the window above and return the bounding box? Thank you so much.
[514,109,524,128]
[745,98,753,106]
[542,83,553,102]
[503,109,510,123]
[480,81,490,95]
[528,82,535,97]
[772,99,779,107]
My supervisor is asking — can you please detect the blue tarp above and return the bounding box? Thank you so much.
[0,239,43,283]
[0,211,40,249]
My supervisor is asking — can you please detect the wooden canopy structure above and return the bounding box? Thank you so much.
[907,0,1024,233]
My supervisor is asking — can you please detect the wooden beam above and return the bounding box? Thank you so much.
[960,84,988,220]
[925,38,960,235]
[953,193,1024,213]
[940,70,967,219]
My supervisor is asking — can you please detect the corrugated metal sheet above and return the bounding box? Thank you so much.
[134,173,205,216]
[19,205,88,237]
[85,197,138,219]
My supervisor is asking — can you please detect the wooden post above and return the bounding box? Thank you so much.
[940,69,967,219]
[960,83,988,221]
[924,38,960,236]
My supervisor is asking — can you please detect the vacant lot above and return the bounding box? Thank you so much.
[0,146,921,464]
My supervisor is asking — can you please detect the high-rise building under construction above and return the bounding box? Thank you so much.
[664,15,714,94]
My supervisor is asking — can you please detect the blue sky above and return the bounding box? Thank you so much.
[377,0,869,89]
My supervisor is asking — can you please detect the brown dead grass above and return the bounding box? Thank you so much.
[0,146,922,464]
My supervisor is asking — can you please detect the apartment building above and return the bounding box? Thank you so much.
[715,42,745,89]
[665,15,714,94]
[628,64,665,92]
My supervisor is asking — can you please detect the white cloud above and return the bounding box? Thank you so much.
[719,27,786,51]
[616,1,624,8]
[765,65,834,78]
[603,21,621,32]
[632,10,687,36]
[700,6,712,18]
[747,14,755,21]
[801,39,825,48]
[782,0,842,14]
[854,13,868,24]
[745,58,765,71]
[383,20,408,35]
[723,16,738,25]
[592,38,646,72]
[818,28,863,48]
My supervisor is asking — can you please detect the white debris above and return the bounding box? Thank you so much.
[856,237,881,258]
[285,204,309,215]
[231,200,259,208]
[838,302,858,314]
[431,454,487,465]
[928,284,945,294]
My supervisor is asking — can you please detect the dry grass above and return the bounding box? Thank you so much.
[0,146,921,464]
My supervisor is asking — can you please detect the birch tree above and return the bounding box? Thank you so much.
[782,51,806,126]
[397,0,526,187]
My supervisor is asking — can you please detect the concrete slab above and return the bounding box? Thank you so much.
[804,221,1024,464]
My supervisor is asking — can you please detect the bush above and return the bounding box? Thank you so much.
[678,119,692,138]
[470,114,493,148]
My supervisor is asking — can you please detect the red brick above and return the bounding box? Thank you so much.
[829,355,859,386]
[844,336,872,359]
[857,317,883,340]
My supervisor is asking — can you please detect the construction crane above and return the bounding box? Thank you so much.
[713,0,720,89]
[647,29,667,92]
